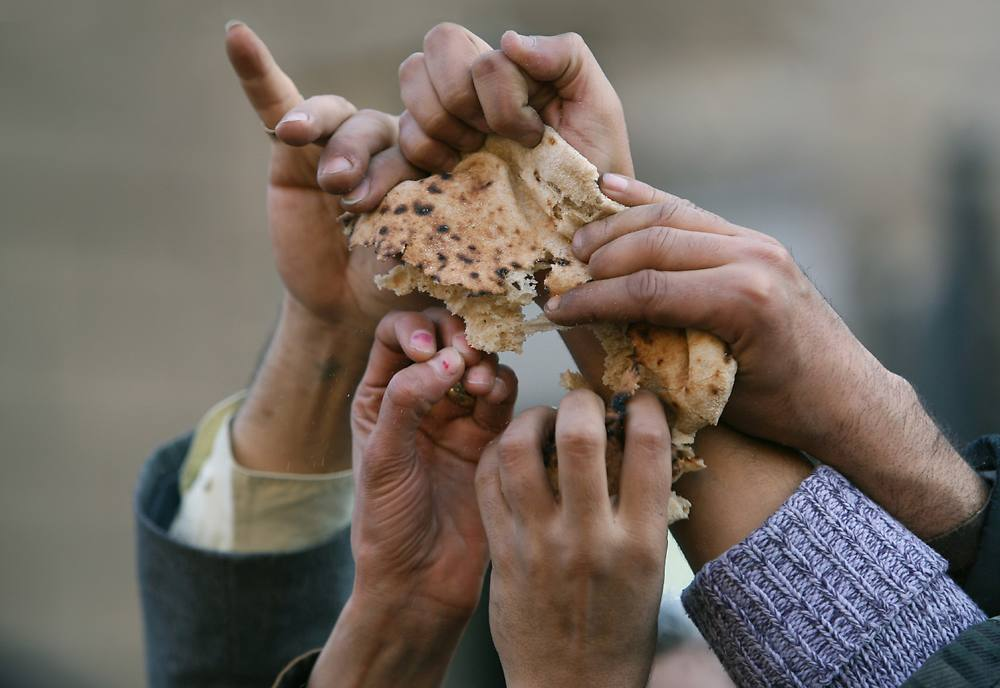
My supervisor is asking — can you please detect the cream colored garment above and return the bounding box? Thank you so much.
[169,392,355,553]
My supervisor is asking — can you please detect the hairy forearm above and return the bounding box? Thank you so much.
[307,596,465,688]
[813,366,988,540]
[232,294,374,474]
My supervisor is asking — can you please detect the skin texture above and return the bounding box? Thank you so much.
[398,23,634,177]
[309,308,518,688]
[476,390,673,688]
[222,22,440,474]
[546,174,987,540]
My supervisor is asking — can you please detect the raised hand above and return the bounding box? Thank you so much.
[397,23,633,176]
[224,22,422,330]
[476,390,672,688]
[545,173,987,541]
[349,308,517,619]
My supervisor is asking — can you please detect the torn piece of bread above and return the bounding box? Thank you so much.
[345,127,737,522]
[344,127,622,353]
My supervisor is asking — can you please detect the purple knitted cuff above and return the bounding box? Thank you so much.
[682,467,986,688]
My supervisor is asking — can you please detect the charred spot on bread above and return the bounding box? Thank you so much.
[394,204,408,214]
[427,183,443,194]
[414,203,434,215]
[436,224,450,233]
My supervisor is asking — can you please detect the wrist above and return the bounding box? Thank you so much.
[308,594,466,688]
[232,293,375,474]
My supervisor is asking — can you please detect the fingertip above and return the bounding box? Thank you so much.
[224,19,245,34]
[406,328,437,359]
[486,375,509,404]
[600,172,630,196]
[428,346,465,380]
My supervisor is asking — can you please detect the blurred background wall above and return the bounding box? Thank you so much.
[1,0,999,685]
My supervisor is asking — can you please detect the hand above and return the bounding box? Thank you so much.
[476,390,671,688]
[544,173,882,458]
[225,22,422,331]
[349,308,518,621]
[398,23,633,176]
[544,174,988,540]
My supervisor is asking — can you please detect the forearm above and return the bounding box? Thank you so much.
[233,294,374,474]
[307,595,465,688]
[671,425,812,571]
[814,364,988,540]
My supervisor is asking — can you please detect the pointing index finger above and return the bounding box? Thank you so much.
[224,21,303,129]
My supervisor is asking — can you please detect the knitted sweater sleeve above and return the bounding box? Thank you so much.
[682,466,987,688]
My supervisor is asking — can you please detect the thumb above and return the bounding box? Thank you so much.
[598,173,674,207]
[369,347,466,456]
[499,30,599,100]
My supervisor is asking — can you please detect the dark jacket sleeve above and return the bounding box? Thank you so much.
[955,435,1000,616]
[902,617,1000,688]
[135,434,505,688]
[134,434,355,688]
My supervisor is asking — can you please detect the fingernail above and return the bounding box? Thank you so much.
[322,156,352,175]
[467,367,492,387]
[341,177,370,205]
[601,173,630,193]
[409,330,435,354]
[277,112,309,127]
[224,19,245,33]
[505,30,535,48]
[429,348,463,378]
[451,333,473,356]
[489,377,508,402]
[545,295,561,312]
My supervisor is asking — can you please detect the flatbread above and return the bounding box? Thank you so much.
[345,127,738,522]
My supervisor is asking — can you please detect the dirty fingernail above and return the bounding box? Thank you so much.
[601,173,629,193]
[409,330,436,354]
[341,177,370,204]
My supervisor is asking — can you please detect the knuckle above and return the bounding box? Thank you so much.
[738,268,777,307]
[384,374,427,413]
[627,422,669,456]
[423,22,461,50]
[645,227,678,257]
[422,109,453,138]
[471,50,506,79]
[626,269,668,311]
[498,429,537,464]
[655,197,692,227]
[752,240,795,272]
[556,426,604,458]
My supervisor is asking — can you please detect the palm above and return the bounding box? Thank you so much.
[267,145,399,325]
[352,393,497,615]
[539,97,632,177]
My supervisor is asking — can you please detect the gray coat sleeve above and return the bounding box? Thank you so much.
[134,434,355,688]
[134,434,505,688]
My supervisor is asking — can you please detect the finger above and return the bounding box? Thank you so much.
[588,227,743,279]
[272,95,357,147]
[471,50,545,148]
[545,267,739,335]
[472,365,518,433]
[362,310,438,391]
[496,406,558,521]
[316,109,397,195]
[423,23,493,131]
[224,21,302,128]
[341,146,423,213]
[598,173,674,207]
[572,196,748,262]
[555,390,612,522]
[399,110,460,172]
[371,346,466,448]
[412,306,482,368]
[500,30,602,102]
[475,441,513,548]
[616,391,672,532]
[399,52,485,152]
[463,356,498,396]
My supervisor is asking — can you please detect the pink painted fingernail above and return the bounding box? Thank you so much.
[429,348,463,378]
[409,330,435,354]
[601,173,629,193]
[323,156,352,175]
[341,177,370,205]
